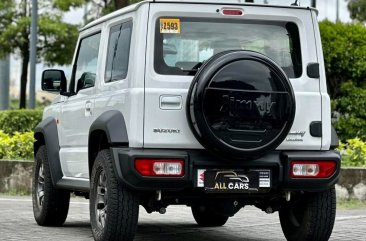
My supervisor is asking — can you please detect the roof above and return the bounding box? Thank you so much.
[80,0,317,31]
[80,1,148,31]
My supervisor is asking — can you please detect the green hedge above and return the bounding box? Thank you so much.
[0,131,34,160]
[319,20,366,98]
[332,82,366,141]
[0,109,42,134]
[338,138,366,167]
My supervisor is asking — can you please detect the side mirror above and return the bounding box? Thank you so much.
[41,69,67,93]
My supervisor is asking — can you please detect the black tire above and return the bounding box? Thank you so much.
[32,145,70,226]
[279,187,336,241]
[90,149,139,241]
[191,206,229,227]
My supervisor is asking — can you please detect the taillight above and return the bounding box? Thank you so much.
[135,159,184,177]
[290,161,337,178]
[222,9,244,16]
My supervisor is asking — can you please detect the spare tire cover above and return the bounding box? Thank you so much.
[186,51,295,159]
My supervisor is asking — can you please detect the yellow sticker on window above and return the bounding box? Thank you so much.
[160,19,180,34]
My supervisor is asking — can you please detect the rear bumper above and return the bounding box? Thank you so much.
[111,148,340,192]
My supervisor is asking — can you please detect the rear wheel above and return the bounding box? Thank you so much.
[191,206,229,227]
[279,187,336,241]
[32,145,70,226]
[90,149,139,241]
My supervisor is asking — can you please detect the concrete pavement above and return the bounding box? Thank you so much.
[0,196,365,241]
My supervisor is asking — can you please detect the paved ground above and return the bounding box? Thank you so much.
[0,196,365,241]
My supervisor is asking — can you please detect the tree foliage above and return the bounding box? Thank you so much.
[348,0,366,22]
[0,0,79,108]
[333,82,366,141]
[319,20,366,98]
[338,138,366,167]
[53,0,85,11]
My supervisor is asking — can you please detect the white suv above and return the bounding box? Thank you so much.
[32,1,341,241]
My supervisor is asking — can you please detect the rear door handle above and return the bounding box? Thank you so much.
[160,95,182,110]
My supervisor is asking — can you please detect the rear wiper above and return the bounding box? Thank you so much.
[182,68,200,73]
[181,62,204,74]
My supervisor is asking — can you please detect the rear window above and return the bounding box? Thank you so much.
[154,18,302,78]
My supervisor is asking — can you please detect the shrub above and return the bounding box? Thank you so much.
[0,109,42,134]
[338,138,366,167]
[319,20,366,98]
[0,131,34,160]
[332,82,366,141]
[0,131,10,159]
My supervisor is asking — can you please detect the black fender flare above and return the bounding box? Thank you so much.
[34,117,62,186]
[88,110,128,168]
[89,110,129,145]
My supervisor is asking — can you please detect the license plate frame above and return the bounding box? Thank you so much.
[203,169,271,193]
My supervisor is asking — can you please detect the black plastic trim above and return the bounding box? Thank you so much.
[89,110,129,145]
[56,178,90,192]
[111,148,340,192]
[281,151,341,191]
[310,121,322,137]
[307,62,320,78]
[34,117,63,186]
[111,148,191,191]
[330,125,339,149]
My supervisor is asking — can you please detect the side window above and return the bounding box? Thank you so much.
[105,21,133,83]
[74,32,101,93]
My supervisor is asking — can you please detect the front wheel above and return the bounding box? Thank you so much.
[279,187,336,241]
[32,145,70,226]
[90,149,139,241]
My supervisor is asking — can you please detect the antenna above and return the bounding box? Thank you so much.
[291,0,299,6]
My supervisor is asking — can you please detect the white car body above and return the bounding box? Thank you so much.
[43,0,330,180]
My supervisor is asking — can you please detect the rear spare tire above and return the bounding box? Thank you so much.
[186,51,295,159]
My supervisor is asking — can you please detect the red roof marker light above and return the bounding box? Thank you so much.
[222,9,244,16]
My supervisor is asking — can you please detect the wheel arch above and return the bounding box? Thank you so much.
[88,110,129,177]
[34,117,63,186]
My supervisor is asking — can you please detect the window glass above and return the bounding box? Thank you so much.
[155,18,302,78]
[105,21,133,82]
[74,33,101,92]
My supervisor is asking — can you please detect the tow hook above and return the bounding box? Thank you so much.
[265,206,274,214]
[156,190,162,201]
[159,207,166,214]
[285,191,291,202]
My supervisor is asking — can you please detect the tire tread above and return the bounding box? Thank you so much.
[90,149,139,241]
[32,146,70,226]
[279,187,336,241]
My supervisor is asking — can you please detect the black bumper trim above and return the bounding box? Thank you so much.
[111,148,340,192]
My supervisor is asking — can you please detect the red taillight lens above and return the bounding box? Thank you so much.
[222,9,244,16]
[290,161,337,178]
[135,159,184,177]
